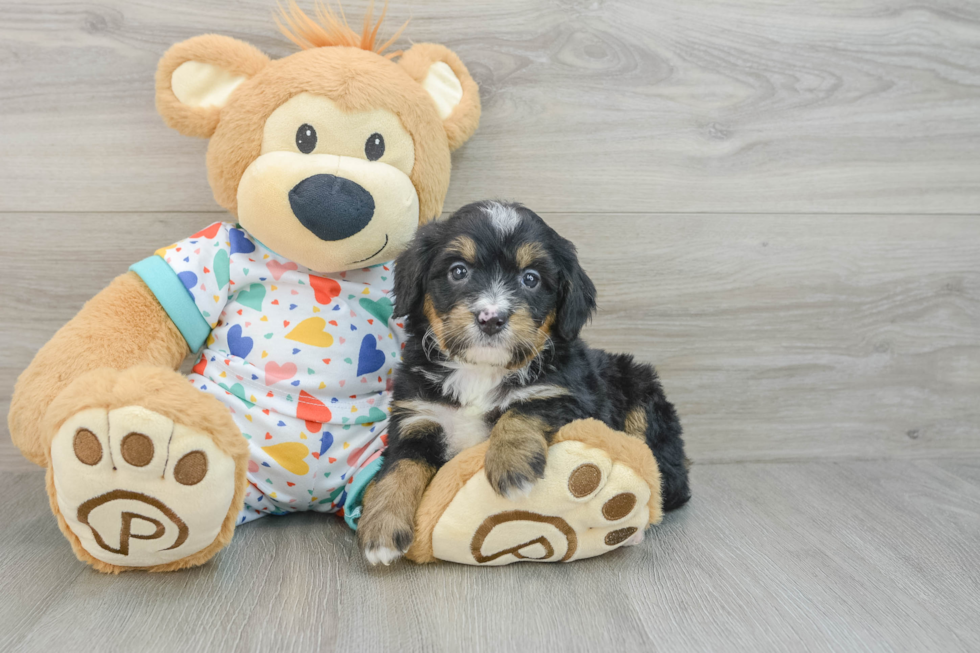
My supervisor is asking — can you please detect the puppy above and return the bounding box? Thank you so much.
[357,201,690,565]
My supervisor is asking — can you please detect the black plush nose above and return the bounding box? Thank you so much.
[476,308,509,336]
[288,174,375,241]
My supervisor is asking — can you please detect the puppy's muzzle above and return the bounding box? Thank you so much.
[476,308,510,336]
[289,174,376,241]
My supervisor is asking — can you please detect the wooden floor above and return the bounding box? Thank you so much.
[1,1,979,651]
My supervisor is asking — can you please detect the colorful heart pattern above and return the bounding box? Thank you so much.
[227,324,253,359]
[265,361,297,386]
[229,227,256,255]
[310,275,342,304]
[356,334,386,376]
[153,222,401,521]
[261,442,310,476]
[237,283,266,311]
[267,260,298,281]
[213,249,230,290]
[359,296,393,325]
[286,317,334,347]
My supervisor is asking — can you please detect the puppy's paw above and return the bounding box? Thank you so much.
[357,460,435,566]
[358,511,415,566]
[484,436,548,499]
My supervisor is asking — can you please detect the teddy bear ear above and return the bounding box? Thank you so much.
[156,35,270,139]
[398,43,481,151]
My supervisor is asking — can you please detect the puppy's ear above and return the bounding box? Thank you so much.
[156,35,270,138]
[393,222,444,320]
[554,240,597,341]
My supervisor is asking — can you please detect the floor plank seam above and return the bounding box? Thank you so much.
[693,456,980,465]
[2,211,980,217]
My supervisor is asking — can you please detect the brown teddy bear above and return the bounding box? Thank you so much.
[8,3,665,572]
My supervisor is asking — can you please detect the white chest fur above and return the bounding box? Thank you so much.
[404,401,490,458]
[440,362,511,411]
[437,363,507,456]
[405,362,567,458]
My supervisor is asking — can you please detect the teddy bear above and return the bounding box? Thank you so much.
[7,3,667,572]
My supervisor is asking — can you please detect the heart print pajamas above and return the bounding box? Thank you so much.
[131,222,402,527]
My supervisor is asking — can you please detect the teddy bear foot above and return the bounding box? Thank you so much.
[407,419,664,566]
[45,368,248,573]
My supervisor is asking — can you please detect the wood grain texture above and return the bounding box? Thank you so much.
[2,212,977,472]
[1,0,980,213]
[2,460,979,652]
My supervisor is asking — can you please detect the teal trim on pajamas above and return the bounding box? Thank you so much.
[344,456,384,530]
[130,255,211,352]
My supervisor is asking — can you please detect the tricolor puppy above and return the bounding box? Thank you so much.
[357,201,690,564]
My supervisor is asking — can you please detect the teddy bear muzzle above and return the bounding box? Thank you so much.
[288,173,376,241]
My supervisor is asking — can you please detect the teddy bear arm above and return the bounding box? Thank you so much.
[8,271,190,466]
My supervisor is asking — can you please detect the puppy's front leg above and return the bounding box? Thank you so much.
[484,410,552,499]
[358,420,443,565]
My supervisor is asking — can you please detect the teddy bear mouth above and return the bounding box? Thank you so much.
[350,234,389,264]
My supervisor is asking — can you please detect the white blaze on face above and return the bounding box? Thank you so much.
[466,273,517,362]
[471,274,514,320]
[482,201,522,235]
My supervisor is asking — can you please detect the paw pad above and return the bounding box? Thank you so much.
[73,429,102,466]
[567,463,601,497]
[601,493,636,521]
[174,451,208,486]
[121,433,154,467]
[604,527,638,546]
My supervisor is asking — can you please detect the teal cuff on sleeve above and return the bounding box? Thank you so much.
[130,255,211,352]
[344,456,384,531]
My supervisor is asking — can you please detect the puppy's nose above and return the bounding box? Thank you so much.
[289,174,375,241]
[476,308,509,336]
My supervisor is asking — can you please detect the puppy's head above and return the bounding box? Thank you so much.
[394,201,597,367]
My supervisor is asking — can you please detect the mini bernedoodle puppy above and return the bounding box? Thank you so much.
[358,201,690,564]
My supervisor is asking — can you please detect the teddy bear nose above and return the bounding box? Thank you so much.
[288,174,376,241]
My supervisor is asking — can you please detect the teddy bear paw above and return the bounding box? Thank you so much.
[422,436,660,566]
[49,405,238,569]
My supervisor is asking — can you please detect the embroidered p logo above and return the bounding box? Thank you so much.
[76,490,189,556]
[470,510,578,563]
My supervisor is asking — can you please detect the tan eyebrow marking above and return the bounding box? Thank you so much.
[516,242,546,269]
[446,236,477,263]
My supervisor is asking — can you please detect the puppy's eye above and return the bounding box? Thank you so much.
[296,124,317,154]
[521,271,540,289]
[449,264,468,282]
[365,132,385,161]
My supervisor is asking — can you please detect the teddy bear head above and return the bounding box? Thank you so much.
[155,3,480,273]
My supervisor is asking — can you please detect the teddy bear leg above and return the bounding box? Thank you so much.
[44,366,248,573]
[406,419,664,566]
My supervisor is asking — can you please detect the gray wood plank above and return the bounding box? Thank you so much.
[3,459,980,652]
[2,212,978,473]
[935,459,980,490]
[2,0,980,213]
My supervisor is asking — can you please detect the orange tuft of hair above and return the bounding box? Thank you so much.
[276,0,408,59]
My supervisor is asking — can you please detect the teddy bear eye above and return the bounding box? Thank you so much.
[296,124,317,154]
[365,132,385,161]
